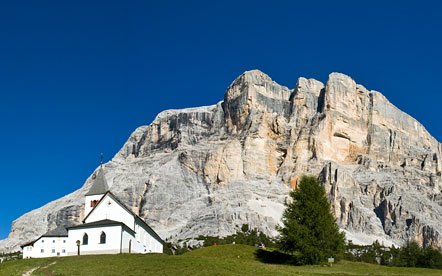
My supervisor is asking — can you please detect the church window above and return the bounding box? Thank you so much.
[42,240,44,243]
[52,249,55,253]
[41,249,44,253]
[90,200,99,207]
[63,240,66,243]
[100,232,106,244]
[83,233,88,245]
[53,240,55,243]
[62,249,66,253]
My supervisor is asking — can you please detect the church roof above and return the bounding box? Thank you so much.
[67,219,135,234]
[85,166,109,196]
[41,225,68,237]
[82,191,165,244]
[21,240,35,248]
[20,225,67,248]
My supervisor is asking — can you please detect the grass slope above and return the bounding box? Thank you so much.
[1,245,441,276]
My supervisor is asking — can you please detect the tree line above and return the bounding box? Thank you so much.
[345,240,442,269]
[0,251,22,263]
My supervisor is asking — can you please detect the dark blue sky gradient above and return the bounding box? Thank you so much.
[1,0,441,240]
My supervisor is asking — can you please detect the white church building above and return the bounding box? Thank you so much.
[22,166,164,258]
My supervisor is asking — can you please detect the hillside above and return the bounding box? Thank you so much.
[1,245,441,276]
[1,70,442,252]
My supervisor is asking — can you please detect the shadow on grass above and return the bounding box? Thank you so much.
[254,249,300,265]
[38,267,55,276]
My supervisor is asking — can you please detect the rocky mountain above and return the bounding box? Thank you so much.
[1,70,442,252]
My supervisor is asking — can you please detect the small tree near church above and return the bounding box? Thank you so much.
[277,175,345,264]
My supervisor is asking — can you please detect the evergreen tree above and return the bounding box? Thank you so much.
[398,241,422,267]
[277,175,345,264]
[389,244,402,266]
[420,246,442,269]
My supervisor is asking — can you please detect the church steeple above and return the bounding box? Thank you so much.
[84,158,109,217]
[85,166,109,196]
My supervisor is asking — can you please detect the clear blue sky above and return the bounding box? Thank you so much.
[1,0,441,240]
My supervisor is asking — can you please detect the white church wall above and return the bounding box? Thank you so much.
[22,245,33,259]
[134,220,163,253]
[24,237,68,258]
[85,195,135,230]
[121,229,138,253]
[131,238,146,253]
[84,194,103,216]
[67,225,122,256]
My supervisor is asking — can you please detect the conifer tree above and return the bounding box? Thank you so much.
[398,240,423,267]
[277,175,345,264]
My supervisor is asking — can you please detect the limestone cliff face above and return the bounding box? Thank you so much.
[2,70,442,252]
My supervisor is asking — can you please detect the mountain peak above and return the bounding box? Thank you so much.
[2,70,442,253]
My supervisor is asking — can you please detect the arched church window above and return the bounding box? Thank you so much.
[83,233,88,245]
[100,232,106,244]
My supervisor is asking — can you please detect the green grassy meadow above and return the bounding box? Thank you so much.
[1,244,441,276]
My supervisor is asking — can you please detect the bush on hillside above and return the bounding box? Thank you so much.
[345,240,390,265]
[163,225,276,255]
[197,224,277,248]
[163,242,191,255]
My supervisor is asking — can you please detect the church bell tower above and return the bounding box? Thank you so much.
[84,163,109,217]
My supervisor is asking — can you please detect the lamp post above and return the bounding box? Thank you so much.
[76,240,80,256]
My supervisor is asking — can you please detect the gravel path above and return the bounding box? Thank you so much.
[22,266,39,276]
[22,261,56,276]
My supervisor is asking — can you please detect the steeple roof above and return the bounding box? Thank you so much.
[85,166,109,196]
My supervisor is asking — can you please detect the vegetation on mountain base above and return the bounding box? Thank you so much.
[164,224,276,255]
[0,251,21,262]
[196,224,276,247]
[1,244,442,276]
[345,240,442,269]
